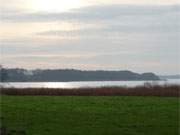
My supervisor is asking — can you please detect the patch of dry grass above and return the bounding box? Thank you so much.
[1,84,179,97]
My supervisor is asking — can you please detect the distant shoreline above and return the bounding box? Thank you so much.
[0,79,164,82]
[0,68,160,82]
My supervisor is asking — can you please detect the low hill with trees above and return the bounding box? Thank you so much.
[0,68,160,82]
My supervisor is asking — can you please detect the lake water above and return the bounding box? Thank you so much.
[1,79,179,89]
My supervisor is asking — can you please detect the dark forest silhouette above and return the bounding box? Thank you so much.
[0,67,159,82]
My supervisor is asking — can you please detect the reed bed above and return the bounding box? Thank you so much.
[1,84,179,97]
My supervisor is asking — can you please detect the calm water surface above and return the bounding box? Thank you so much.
[1,79,179,89]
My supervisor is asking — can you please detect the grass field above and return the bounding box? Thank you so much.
[0,96,179,135]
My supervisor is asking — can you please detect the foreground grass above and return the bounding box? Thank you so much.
[0,96,179,135]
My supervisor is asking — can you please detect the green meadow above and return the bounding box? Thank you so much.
[0,96,179,135]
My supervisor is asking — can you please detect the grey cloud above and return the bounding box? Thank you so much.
[32,4,180,38]
[1,4,180,22]
[37,23,179,37]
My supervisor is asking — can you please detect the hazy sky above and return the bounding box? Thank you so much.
[0,0,180,75]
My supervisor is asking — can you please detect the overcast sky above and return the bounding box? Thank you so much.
[0,0,180,75]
